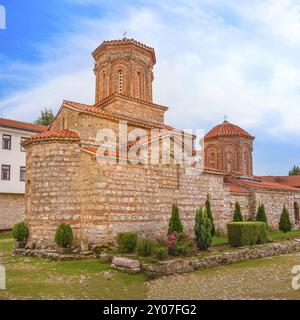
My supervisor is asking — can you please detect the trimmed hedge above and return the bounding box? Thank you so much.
[117,232,138,253]
[227,222,268,247]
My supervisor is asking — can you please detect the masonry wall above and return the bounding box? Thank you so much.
[25,142,83,247]
[229,193,251,220]
[0,193,25,230]
[25,142,232,247]
[252,191,297,230]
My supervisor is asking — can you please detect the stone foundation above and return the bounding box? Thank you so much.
[0,193,25,230]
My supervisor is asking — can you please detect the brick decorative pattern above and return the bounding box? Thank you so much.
[0,193,25,230]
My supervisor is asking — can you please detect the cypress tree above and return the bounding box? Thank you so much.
[168,203,183,235]
[279,205,292,233]
[256,203,268,227]
[194,208,212,251]
[233,201,243,222]
[205,194,216,236]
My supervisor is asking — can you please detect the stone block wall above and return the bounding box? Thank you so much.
[251,191,296,230]
[229,193,251,220]
[0,193,25,230]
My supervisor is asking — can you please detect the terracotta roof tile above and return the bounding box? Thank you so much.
[22,129,80,147]
[205,121,254,140]
[0,118,48,133]
[225,182,250,194]
[227,178,300,192]
[259,176,300,188]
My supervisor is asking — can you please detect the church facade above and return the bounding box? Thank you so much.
[22,38,300,248]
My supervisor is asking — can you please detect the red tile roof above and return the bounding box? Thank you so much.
[92,38,156,64]
[205,121,254,140]
[225,182,250,194]
[227,178,300,192]
[22,129,80,147]
[63,100,165,130]
[0,118,48,133]
[259,176,300,188]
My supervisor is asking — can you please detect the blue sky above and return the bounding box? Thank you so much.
[1,0,300,175]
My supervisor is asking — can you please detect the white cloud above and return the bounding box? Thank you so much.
[1,0,300,140]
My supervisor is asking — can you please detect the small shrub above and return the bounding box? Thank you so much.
[256,203,268,226]
[166,231,178,254]
[279,206,292,233]
[194,208,212,251]
[205,194,216,236]
[227,222,268,247]
[137,237,155,257]
[233,201,243,222]
[55,223,74,248]
[155,247,168,260]
[12,222,29,242]
[172,240,195,257]
[117,232,138,253]
[168,203,183,235]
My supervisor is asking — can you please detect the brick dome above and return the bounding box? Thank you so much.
[205,120,254,141]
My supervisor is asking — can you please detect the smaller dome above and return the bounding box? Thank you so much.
[205,120,255,140]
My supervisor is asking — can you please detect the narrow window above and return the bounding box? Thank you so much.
[2,134,11,150]
[294,202,300,222]
[102,72,106,98]
[1,165,11,180]
[20,166,26,182]
[20,137,27,152]
[137,71,142,99]
[118,70,123,94]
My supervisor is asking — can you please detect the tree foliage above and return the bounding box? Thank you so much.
[35,108,55,126]
[256,203,268,227]
[233,201,243,222]
[168,203,183,235]
[205,194,216,236]
[279,206,292,233]
[289,165,300,176]
[194,208,212,251]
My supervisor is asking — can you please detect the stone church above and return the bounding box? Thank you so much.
[22,38,300,248]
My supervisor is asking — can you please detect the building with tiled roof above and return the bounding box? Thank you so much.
[0,118,47,230]
[21,38,300,248]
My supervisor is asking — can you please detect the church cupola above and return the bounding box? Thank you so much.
[92,38,156,104]
[204,120,255,177]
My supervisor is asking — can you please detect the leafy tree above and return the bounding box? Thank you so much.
[205,194,216,236]
[233,201,243,222]
[279,205,292,233]
[35,108,54,126]
[168,203,183,235]
[289,165,300,176]
[194,208,212,251]
[256,203,268,227]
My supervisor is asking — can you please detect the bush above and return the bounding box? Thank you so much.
[205,194,216,236]
[233,201,243,222]
[137,237,155,257]
[172,240,195,256]
[117,232,138,253]
[279,206,292,233]
[194,208,212,251]
[155,247,169,260]
[227,222,268,247]
[168,203,183,235]
[55,223,74,248]
[12,222,29,242]
[256,203,268,226]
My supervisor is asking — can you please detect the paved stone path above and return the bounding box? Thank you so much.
[147,253,300,300]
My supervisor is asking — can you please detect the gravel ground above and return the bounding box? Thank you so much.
[146,253,300,300]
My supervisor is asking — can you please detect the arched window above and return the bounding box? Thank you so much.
[137,71,143,99]
[294,202,300,223]
[118,70,123,94]
[226,151,232,173]
[210,152,215,168]
[243,149,250,176]
[102,72,106,98]
[62,118,66,130]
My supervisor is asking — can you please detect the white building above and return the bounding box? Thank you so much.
[0,118,47,230]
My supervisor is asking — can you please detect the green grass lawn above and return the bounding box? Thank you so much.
[0,232,12,240]
[0,238,147,300]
